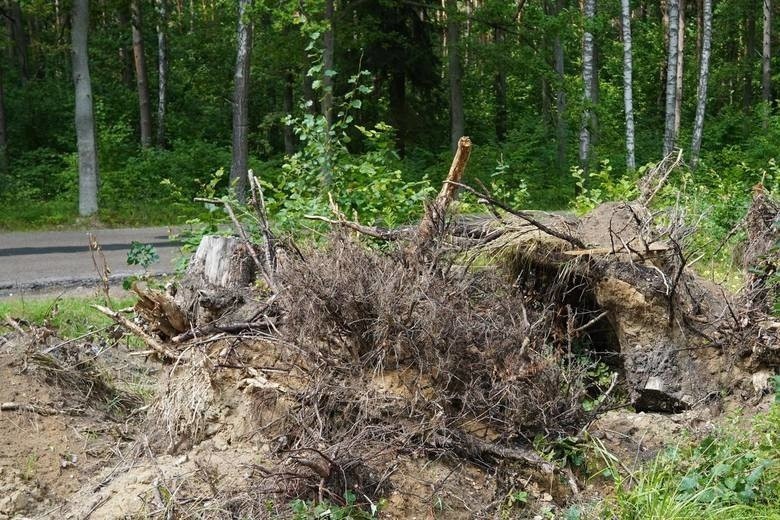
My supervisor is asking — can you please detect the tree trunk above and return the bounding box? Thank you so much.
[494,62,508,142]
[230,0,253,201]
[54,0,63,36]
[548,0,567,174]
[0,64,8,173]
[283,71,295,155]
[763,0,772,126]
[744,2,756,110]
[579,0,596,171]
[156,0,168,147]
[690,0,712,167]
[322,0,335,130]
[71,0,99,216]
[131,0,153,147]
[9,3,29,82]
[447,0,465,152]
[621,0,636,171]
[673,0,685,140]
[663,0,680,155]
[118,7,134,89]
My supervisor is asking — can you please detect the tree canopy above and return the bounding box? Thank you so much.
[0,0,777,231]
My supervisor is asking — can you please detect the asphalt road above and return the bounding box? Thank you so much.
[0,227,182,297]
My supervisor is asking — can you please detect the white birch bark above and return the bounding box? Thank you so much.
[763,0,772,127]
[663,0,680,155]
[691,0,712,167]
[673,0,685,140]
[579,0,596,170]
[71,0,99,216]
[156,0,168,147]
[621,0,636,171]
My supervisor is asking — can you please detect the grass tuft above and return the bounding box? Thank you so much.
[601,404,780,520]
[0,294,137,339]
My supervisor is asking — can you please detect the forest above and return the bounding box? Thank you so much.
[0,0,777,237]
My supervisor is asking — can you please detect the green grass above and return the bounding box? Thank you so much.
[0,198,81,231]
[600,400,780,520]
[0,294,137,339]
[0,198,208,231]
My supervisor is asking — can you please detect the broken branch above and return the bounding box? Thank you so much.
[92,304,186,362]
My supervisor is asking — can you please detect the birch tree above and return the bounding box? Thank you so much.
[663,0,680,155]
[230,0,253,200]
[579,0,596,170]
[763,0,772,127]
[156,0,168,147]
[71,0,99,216]
[621,0,636,171]
[691,0,712,167]
[131,0,152,147]
[447,0,465,152]
[673,0,685,139]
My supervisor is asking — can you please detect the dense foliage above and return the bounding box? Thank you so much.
[0,0,778,233]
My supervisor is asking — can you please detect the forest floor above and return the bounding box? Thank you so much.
[0,324,774,520]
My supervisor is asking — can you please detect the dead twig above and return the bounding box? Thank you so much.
[1,401,81,415]
[415,136,473,254]
[3,315,26,335]
[88,233,112,306]
[447,181,587,249]
[248,169,279,288]
[303,214,405,241]
[171,318,276,343]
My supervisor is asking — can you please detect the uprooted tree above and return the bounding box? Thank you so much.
[98,137,779,512]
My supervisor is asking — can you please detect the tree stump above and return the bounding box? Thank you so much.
[174,235,258,327]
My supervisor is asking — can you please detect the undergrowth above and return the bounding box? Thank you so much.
[600,399,780,520]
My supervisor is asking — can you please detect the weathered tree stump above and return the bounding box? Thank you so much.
[173,235,258,327]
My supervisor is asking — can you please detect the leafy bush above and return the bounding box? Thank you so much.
[290,491,384,519]
[99,140,231,225]
[570,159,639,215]
[255,68,434,231]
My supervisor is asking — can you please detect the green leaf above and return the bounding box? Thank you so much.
[712,463,731,477]
[679,475,699,492]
